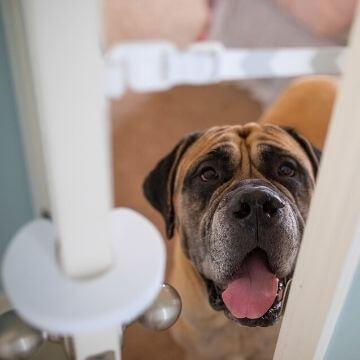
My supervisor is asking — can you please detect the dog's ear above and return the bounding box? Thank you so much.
[143,132,202,239]
[283,127,322,178]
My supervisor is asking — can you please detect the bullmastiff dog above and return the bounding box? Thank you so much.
[143,77,335,359]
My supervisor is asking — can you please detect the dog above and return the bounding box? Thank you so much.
[142,77,335,359]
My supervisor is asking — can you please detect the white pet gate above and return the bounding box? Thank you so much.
[0,1,359,359]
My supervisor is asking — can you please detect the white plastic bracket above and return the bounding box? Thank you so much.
[2,208,166,360]
[105,41,346,99]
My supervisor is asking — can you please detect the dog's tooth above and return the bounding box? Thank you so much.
[277,285,284,302]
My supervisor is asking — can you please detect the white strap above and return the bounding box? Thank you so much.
[105,41,345,99]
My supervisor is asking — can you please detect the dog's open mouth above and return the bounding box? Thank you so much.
[204,249,289,327]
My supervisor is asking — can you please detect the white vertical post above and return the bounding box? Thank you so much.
[2,3,168,359]
[72,328,121,360]
[20,0,113,278]
[274,7,360,360]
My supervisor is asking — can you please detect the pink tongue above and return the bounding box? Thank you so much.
[221,253,279,319]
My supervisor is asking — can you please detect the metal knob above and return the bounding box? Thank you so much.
[0,310,44,359]
[138,283,182,331]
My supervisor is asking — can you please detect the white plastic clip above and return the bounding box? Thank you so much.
[170,42,224,84]
[105,42,177,97]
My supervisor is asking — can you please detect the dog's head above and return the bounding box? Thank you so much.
[143,123,320,327]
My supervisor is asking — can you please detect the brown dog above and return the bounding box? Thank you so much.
[143,77,336,359]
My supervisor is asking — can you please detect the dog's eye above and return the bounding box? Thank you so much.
[200,167,219,182]
[278,162,296,177]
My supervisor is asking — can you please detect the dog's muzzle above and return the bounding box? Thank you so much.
[202,180,301,327]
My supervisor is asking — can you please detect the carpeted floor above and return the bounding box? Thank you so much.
[112,84,262,359]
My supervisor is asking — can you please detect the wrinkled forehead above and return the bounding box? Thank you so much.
[176,123,312,182]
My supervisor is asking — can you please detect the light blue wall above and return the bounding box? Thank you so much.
[326,261,360,360]
[0,9,33,276]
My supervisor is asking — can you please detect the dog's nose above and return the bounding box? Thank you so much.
[231,187,285,220]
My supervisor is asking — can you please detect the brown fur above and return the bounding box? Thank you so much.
[260,76,337,150]
[150,77,336,359]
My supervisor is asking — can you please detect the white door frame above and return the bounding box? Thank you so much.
[274,6,360,359]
